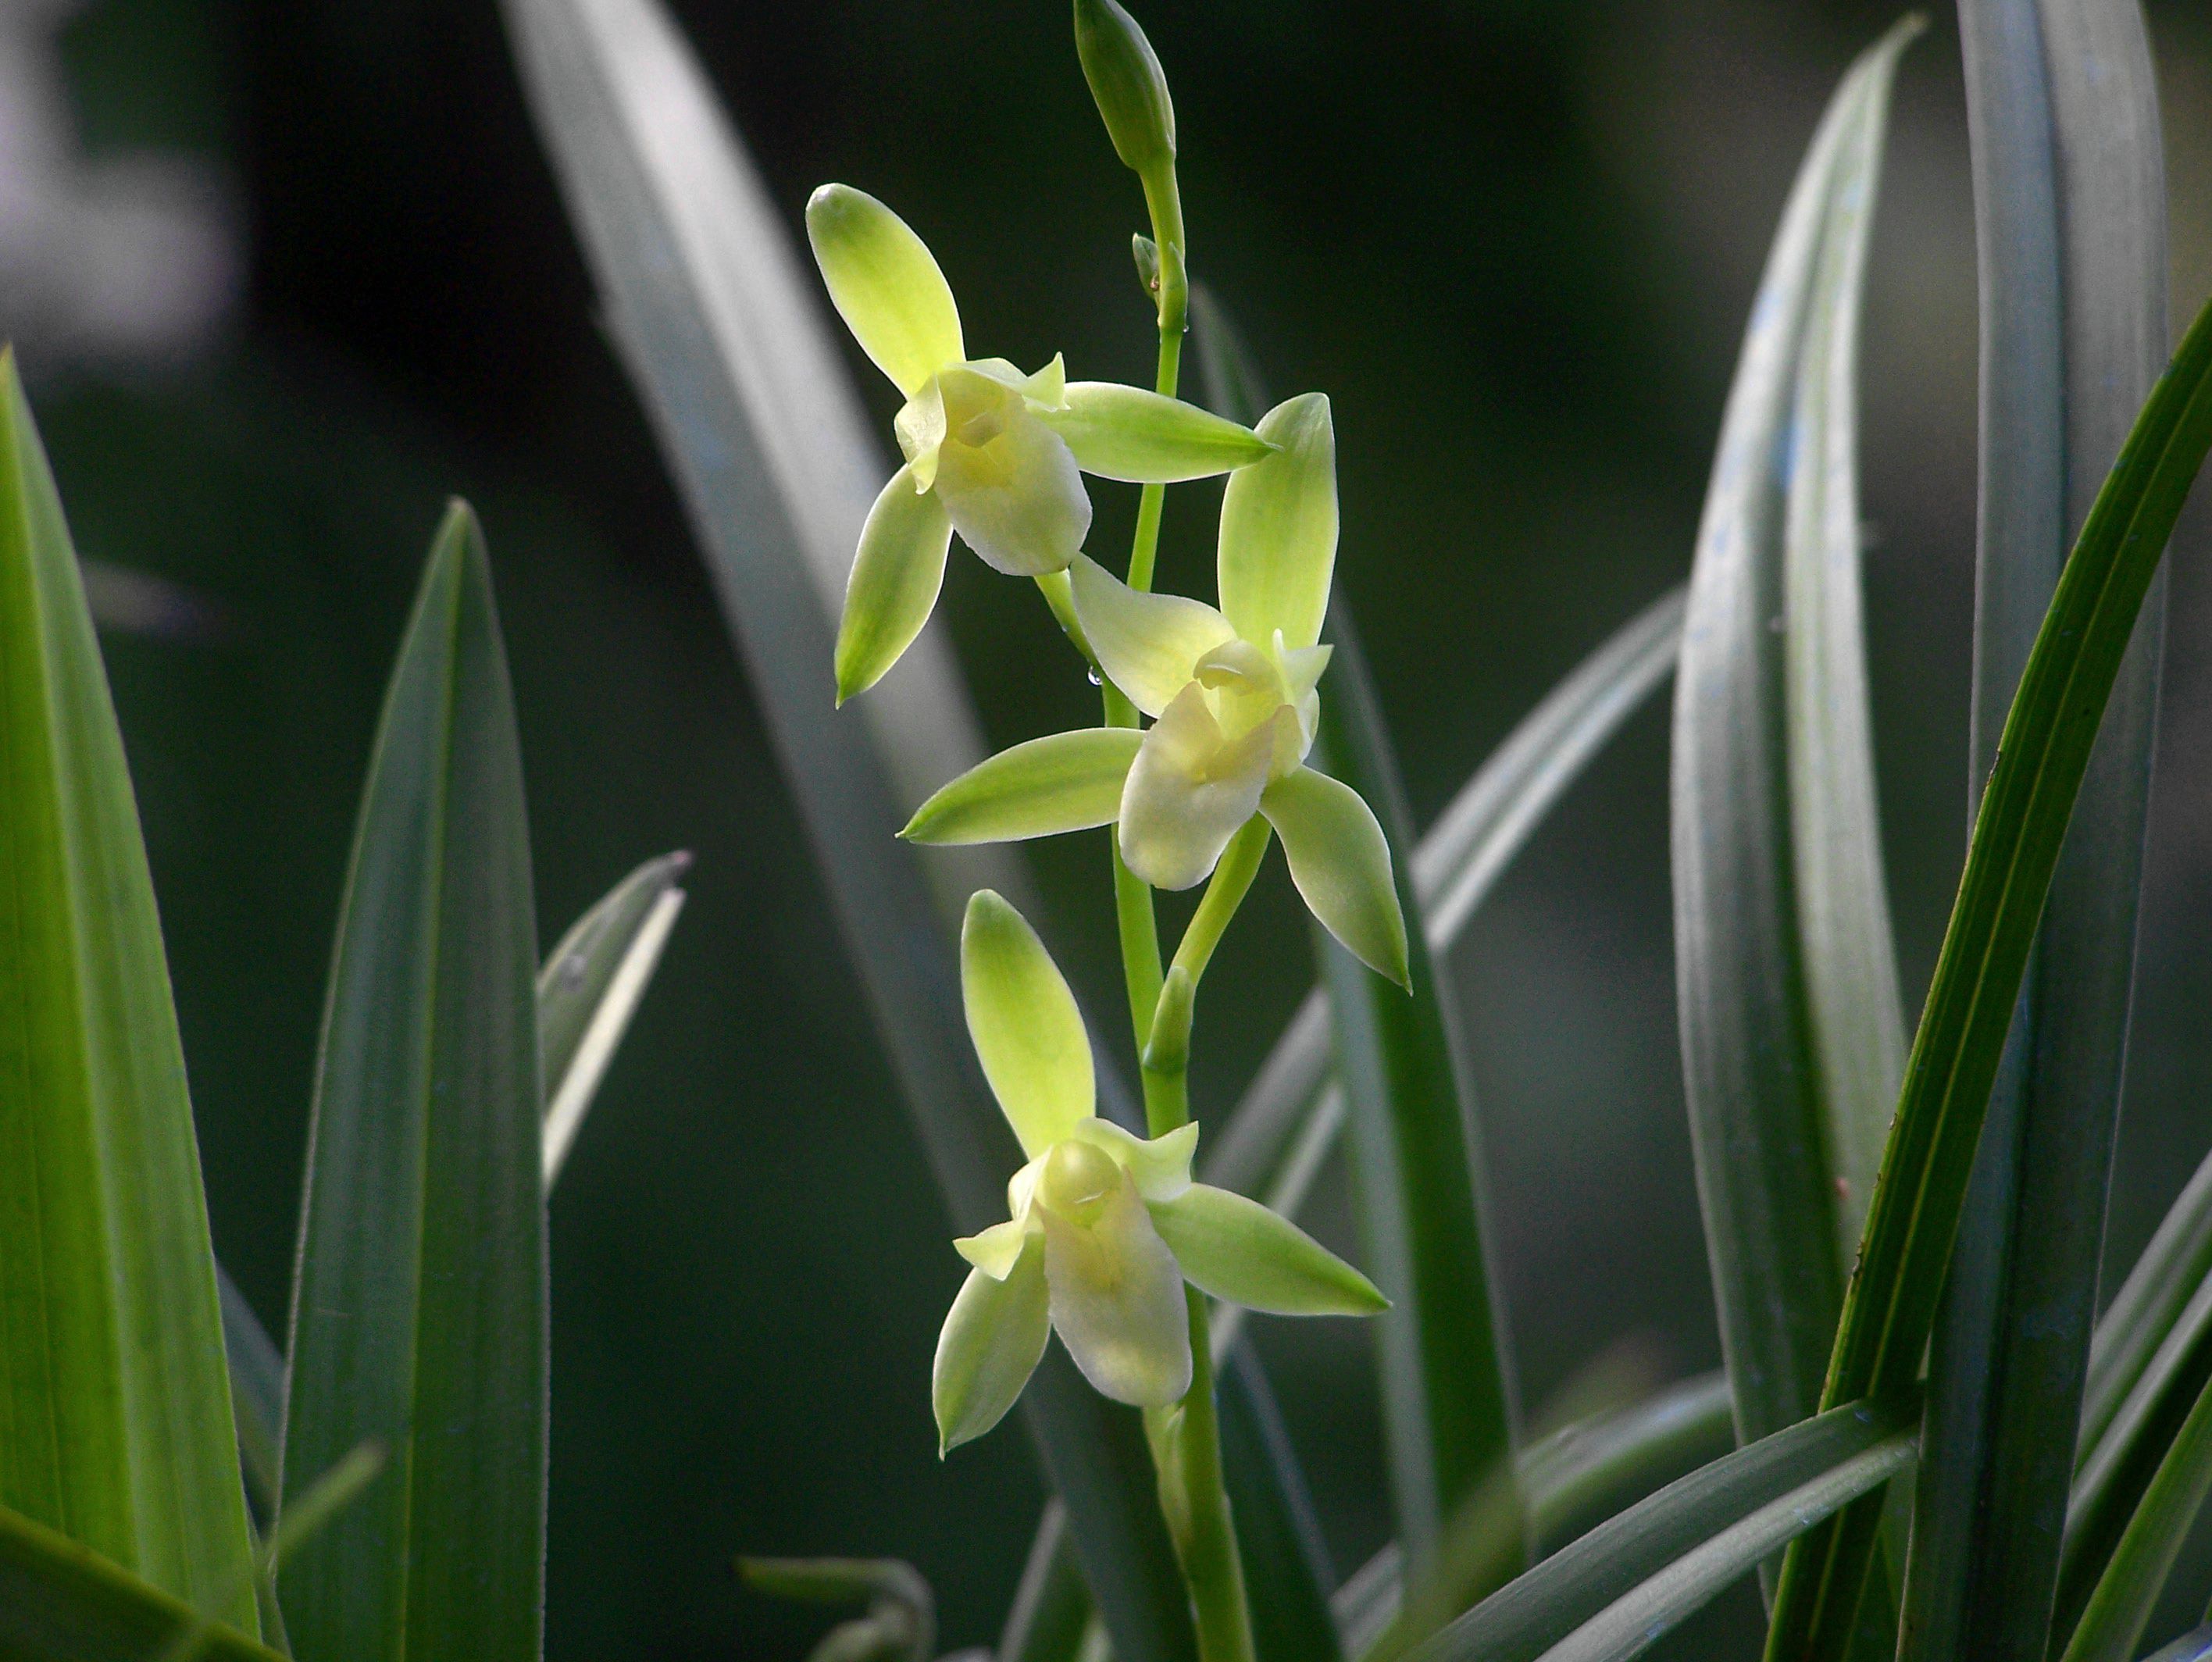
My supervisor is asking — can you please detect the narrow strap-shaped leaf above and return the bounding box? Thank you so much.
[1404,1396,1916,1662]
[2145,1622,2212,1662]
[2060,1266,2212,1635]
[1321,1374,1738,1660]
[278,505,546,1662]
[2082,1143,2212,1466]
[216,1266,285,1524]
[497,2,1188,1654]
[1670,27,1912,1450]
[0,1503,285,1662]
[1313,608,1521,1573]
[539,849,691,1183]
[999,1504,1093,1662]
[2058,1368,2212,1662]
[1218,1346,1343,1662]
[0,349,259,1628]
[1781,18,1914,1263]
[1906,2,2171,1657]
[1522,1373,1737,1557]
[1762,284,2212,1662]
[1535,1430,1917,1662]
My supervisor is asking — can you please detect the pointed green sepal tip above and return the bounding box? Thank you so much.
[1074,0,1176,174]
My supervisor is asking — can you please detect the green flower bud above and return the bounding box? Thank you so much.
[1074,0,1176,174]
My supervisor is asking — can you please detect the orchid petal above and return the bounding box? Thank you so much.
[1260,765,1409,986]
[931,388,1091,575]
[1218,393,1338,653]
[902,729,1141,843]
[1039,1166,1192,1407]
[954,1217,1035,1281]
[806,185,964,398]
[961,891,1094,1156]
[834,463,954,703]
[933,1236,1050,1453]
[1071,1118,1197,1204]
[1068,555,1233,716]
[1117,687,1279,890]
[1149,1183,1388,1315]
[1044,383,1274,482]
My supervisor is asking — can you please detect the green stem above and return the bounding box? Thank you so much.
[1146,1291,1254,1662]
[1098,154,1252,1662]
[1141,818,1272,1131]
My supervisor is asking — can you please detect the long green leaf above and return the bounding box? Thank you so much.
[1403,1396,1916,1662]
[2060,1267,2212,1635]
[2145,1621,2212,1662]
[1324,1372,1738,1657]
[0,1504,284,1662]
[1670,25,1914,1454]
[1522,1373,1736,1557]
[278,505,546,1662]
[496,2,1190,1654]
[213,851,691,1526]
[1536,1430,1916,1662]
[0,348,259,1628]
[1781,19,1914,1264]
[1314,609,1520,1574]
[999,1505,1094,1662]
[1762,284,2212,1662]
[1204,587,1682,1204]
[1906,2,2171,1655]
[539,848,690,1182]
[2059,1369,2212,1662]
[1218,1346,1343,1662]
[216,1265,285,1524]
[2082,1143,2212,1466]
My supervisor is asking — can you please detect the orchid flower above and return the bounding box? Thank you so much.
[935,891,1385,1452]
[901,394,1410,986]
[805,184,1273,702]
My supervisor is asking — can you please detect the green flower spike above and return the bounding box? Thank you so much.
[902,396,1412,987]
[934,890,1386,1453]
[805,184,1274,702]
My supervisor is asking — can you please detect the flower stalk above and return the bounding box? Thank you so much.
[814,7,1400,1659]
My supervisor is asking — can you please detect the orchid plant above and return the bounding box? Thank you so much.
[805,2,1408,1653]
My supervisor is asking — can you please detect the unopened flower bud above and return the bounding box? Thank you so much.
[1074,0,1176,175]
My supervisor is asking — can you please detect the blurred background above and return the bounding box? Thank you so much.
[12,0,2212,1656]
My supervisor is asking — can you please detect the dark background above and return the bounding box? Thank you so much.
[17,0,2212,1656]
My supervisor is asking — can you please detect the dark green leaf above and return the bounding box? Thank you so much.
[539,848,691,1183]
[2082,1145,2212,1468]
[2058,1370,2212,1662]
[1538,1429,1916,1662]
[998,1505,1094,1662]
[278,505,546,1662]
[2059,1266,2212,1639]
[1670,21,1917,1453]
[1404,1396,1917,1662]
[1904,3,2170,1657]
[0,1504,284,1662]
[0,348,259,1629]
[497,3,1189,1655]
[1763,273,2212,1662]
[1524,1373,1737,1557]
[216,1265,285,1525]
[1313,608,1520,1574]
[2145,1621,2212,1662]
[1218,1347,1342,1662]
